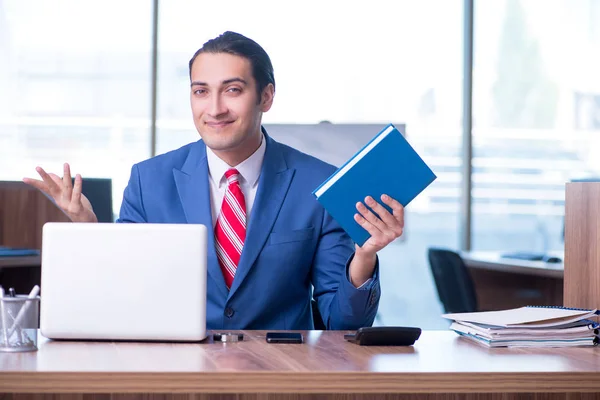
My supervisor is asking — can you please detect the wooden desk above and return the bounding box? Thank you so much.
[462,251,564,279]
[1,330,600,399]
[0,256,41,269]
[462,251,564,310]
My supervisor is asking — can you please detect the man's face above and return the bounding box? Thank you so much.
[189,52,273,160]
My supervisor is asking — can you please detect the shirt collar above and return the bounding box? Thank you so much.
[206,132,266,188]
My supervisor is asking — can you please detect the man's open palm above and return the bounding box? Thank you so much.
[23,163,98,223]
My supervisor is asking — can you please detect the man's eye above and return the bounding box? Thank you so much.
[193,89,206,95]
[227,87,241,93]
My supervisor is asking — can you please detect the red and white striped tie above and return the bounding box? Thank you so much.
[214,168,246,289]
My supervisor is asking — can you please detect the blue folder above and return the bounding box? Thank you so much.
[0,247,40,257]
[312,123,437,246]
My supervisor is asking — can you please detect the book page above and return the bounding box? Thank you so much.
[443,307,597,327]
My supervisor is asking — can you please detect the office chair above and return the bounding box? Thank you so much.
[72,177,114,222]
[427,248,478,313]
[311,299,327,330]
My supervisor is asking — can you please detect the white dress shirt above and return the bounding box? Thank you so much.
[206,134,266,226]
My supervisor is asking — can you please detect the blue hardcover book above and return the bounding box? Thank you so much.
[312,123,437,246]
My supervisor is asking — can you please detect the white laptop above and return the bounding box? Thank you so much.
[40,222,208,342]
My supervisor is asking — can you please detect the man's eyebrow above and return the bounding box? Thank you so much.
[190,77,247,87]
[222,77,247,85]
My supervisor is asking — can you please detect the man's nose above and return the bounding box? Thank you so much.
[208,94,227,117]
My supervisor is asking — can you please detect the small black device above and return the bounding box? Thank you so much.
[542,255,562,263]
[344,326,421,346]
[265,332,303,343]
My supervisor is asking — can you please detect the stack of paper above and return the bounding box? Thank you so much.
[443,307,599,348]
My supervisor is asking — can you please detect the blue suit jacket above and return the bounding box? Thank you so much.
[116,132,381,330]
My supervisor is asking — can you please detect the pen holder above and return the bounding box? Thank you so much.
[0,295,40,352]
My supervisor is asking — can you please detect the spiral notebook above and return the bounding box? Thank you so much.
[452,331,598,348]
[442,306,600,328]
[445,306,600,348]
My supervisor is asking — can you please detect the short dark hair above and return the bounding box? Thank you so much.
[188,31,275,98]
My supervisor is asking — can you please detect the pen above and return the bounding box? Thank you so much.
[0,287,8,346]
[7,285,40,340]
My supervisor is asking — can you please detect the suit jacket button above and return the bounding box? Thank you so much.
[224,307,235,318]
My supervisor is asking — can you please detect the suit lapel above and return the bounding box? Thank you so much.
[173,141,229,298]
[228,136,294,298]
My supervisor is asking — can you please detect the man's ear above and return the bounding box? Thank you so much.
[260,83,275,112]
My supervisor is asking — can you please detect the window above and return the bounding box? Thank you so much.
[472,0,600,253]
[0,0,153,218]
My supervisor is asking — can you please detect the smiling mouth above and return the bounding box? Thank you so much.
[206,121,234,128]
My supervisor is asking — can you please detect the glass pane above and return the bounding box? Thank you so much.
[0,0,153,218]
[472,0,600,253]
[157,0,464,328]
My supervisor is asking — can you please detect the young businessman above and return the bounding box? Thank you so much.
[24,31,405,330]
